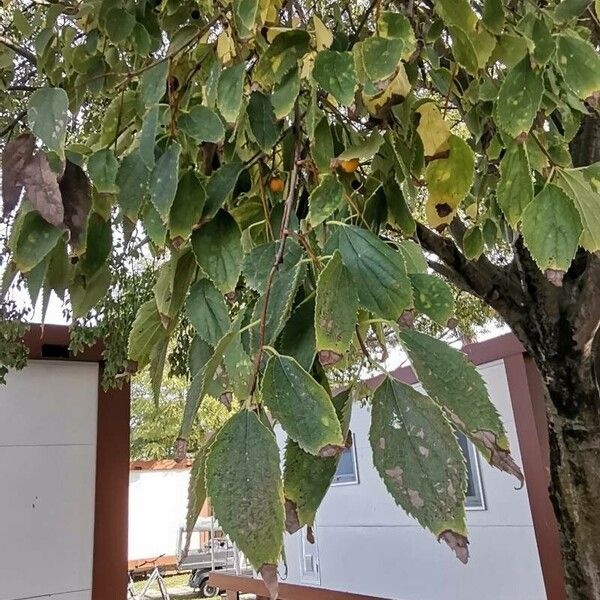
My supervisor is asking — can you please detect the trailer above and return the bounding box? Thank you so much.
[175,516,251,597]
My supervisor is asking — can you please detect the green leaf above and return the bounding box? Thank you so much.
[140,60,168,107]
[169,170,206,242]
[554,168,600,252]
[283,389,352,530]
[521,183,583,271]
[247,92,281,152]
[180,320,243,441]
[482,0,505,34]
[254,29,311,87]
[276,299,316,371]
[116,150,150,220]
[532,18,555,65]
[370,377,468,561]
[330,224,413,320]
[205,410,284,570]
[377,11,416,58]
[153,250,196,325]
[337,131,384,161]
[496,142,533,227]
[315,251,358,359]
[262,354,344,455]
[28,87,69,154]
[150,142,181,221]
[80,212,111,276]
[99,90,137,147]
[409,273,454,325]
[434,0,477,29]
[179,105,225,143]
[139,106,159,169]
[105,7,135,43]
[398,329,523,482]
[463,226,484,260]
[307,174,343,227]
[14,211,63,272]
[397,240,428,274]
[184,444,208,554]
[554,0,594,21]
[312,117,334,172]
[233,0,258,38]
[353,37,403,84]
[249,240,306,351]
[87,148,119,193]
[185,278,231,346]
[142,202,167,248]
[313,50,357,106]
[128,299,168,370]
[191,209,243,293]
[217,62,245,123]
[494,57,543,139]
[204,162,244,219]
[70,264,111,318]
[271,67,300,119]
[556,35,600,101]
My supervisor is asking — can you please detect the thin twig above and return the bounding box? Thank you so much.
[0,36,36,65]
[249,117,303,394]
[0,110,27,138]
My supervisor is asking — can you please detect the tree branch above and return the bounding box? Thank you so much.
[415,221,526,323]
[0,36,37,65]
[249,118,303,394]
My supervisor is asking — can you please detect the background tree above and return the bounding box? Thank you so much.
[1,0,600,597]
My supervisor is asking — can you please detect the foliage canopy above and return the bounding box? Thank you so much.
[2,0,600,594]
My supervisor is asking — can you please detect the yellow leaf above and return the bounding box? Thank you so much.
[258,0,282,24]
[363,65,411,117]
[300,51,315,79]
[265,26,291,42]
[416,102,451,158]
[313,15,333,51]
[216,29,236,64]
[424,135,475,230]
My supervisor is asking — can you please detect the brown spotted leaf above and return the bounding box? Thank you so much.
[20,151,64,227]
[369,376,468,561]
[398,329,523,484]
[59,160,92,249]
[2,133,35,216]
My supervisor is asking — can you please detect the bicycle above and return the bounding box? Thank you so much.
[128,556,171,600]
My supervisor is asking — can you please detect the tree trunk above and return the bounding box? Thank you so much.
[512,316,600,599]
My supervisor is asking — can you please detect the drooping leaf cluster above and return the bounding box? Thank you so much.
[1,0,600,593]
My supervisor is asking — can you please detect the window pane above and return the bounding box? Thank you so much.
[456,432,484,508]
[332,443,358,484]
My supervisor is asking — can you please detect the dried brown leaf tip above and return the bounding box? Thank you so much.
[284,499,302,535]
[318,444,345,458]
[318,349,343,366]
[439,531,469,564]
[259,563,279,600]
[545,269,565,287]
[472,430,524,487]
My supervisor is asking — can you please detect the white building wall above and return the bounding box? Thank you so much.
[0,361,99,600]
[128,468,191,561]
[280,359,547,600]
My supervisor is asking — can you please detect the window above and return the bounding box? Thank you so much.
[331,436,359,485]
[457,432,486,509]
[299,526,321,584]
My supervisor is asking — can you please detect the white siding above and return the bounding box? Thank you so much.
[0,361,99,600]
[128,469,190,561]
[280,360,547,600]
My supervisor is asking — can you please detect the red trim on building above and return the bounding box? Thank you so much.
[22,324,130,600]
[130,458,193,470]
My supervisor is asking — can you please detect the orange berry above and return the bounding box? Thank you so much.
[269,177,285,193]
[339,158,360,173]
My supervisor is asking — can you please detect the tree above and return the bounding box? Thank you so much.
[1,0,599,596]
